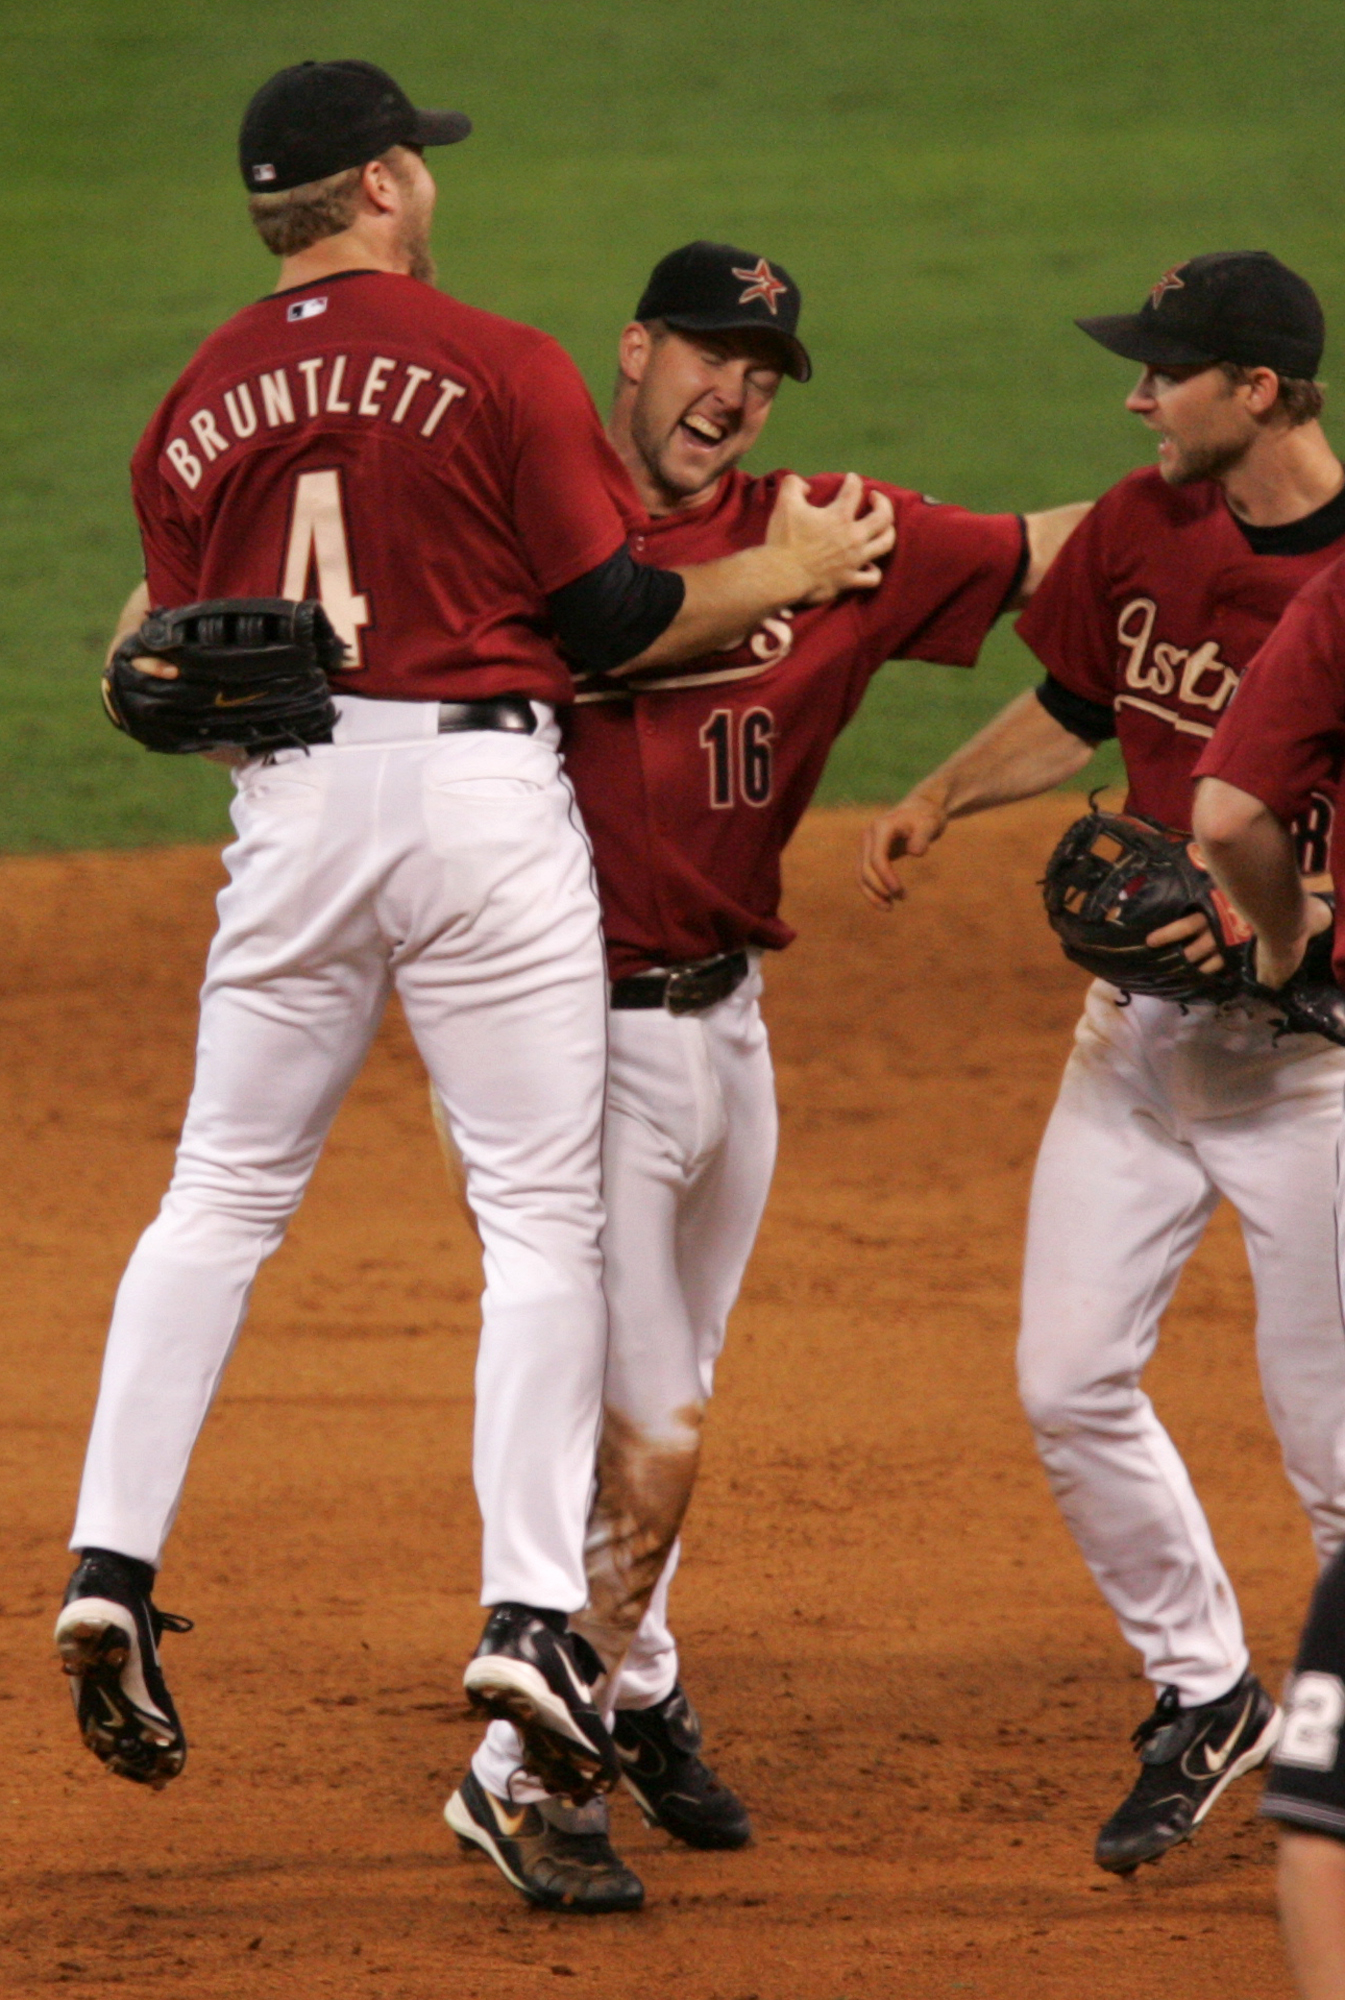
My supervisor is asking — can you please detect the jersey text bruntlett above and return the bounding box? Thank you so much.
[162,354,468,492]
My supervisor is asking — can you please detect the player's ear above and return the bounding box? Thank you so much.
[617,322,653,388]
[1242,366,1283,419]
[360,155,401,217]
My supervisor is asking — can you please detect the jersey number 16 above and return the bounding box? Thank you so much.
[700,707,775,810]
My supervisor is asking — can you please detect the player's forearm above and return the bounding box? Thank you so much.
[1278,1831,1345,2000]
[906,689,1095,824]
[1192,777,1309,954]
[613,546,809,674]
[107,580,150,667]
[1017,502,1093,602]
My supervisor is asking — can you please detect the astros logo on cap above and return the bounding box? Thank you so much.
[731,258,789,316]
[1149,265,1187,308]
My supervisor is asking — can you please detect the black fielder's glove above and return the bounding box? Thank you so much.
[1042,807,1345,1044]
[1042,807,1252,1005]
[101,598,345,756]
[1244,917,1345,1047]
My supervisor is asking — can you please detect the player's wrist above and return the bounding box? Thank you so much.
[901,786,949,834]
[1261,892,1314,959]
[748,543,813,606]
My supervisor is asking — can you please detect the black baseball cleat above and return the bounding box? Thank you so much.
[1094,1670,1281,1874]
[613,1684,752,1850]
[463,1604,619,1802]
[445,1766,644,1914]
[54,1549,193,1790]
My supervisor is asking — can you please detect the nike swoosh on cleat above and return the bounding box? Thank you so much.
[1202,1694,1254,1775]
[552,1647,595,1707]
[486,1797,530,1838]
[617,1739,666,1776]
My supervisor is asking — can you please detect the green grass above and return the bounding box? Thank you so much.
[2,0,1340,847]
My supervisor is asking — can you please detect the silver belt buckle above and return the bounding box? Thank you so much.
[663,965,704,1015]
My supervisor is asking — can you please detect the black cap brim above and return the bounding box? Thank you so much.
[410,109,473,146]
[660,311,811,382]
[1075,313,1217,368]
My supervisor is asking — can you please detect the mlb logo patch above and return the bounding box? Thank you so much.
[251,163,277,184]
[286,297,328,323]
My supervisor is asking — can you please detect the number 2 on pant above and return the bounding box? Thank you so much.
[1278,1671,1345,1771]
[699,706,775,809]
[282,468,370,667]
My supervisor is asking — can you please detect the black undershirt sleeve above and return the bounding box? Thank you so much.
[547,546,687,674]
[993,516,1030,616]
[1034,671,1117,744]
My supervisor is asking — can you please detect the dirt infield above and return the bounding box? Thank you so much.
[0,799,1313,1999]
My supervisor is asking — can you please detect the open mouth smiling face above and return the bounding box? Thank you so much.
[676,406,735,455]
[641,334,784,501]
[621,319,789,509]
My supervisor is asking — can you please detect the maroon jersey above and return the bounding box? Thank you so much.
[562,470,1023,976]
[1196,554,1345,982]
[131,269,637,705]
[1017,465,1345,832]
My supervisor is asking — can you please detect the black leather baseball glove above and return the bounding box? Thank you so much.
[101,598,344,756]
[1043,807,1250,1003]
[1245,926,1345,1047]
[1043,806,1345,1043]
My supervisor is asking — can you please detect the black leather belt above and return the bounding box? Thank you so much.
[437,696,536,734]
[610,950,750,1016]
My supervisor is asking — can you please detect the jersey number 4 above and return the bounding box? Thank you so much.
[282,468,370,667]
[700,707,775,810]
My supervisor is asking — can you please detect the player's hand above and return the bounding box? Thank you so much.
[859,794,947,910]
[1255,893,1334,990]
[1145,910,1225,976]
[128,656,244,761]
[766,472,896,604]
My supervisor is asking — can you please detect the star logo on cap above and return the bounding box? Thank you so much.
[1149,265,1187,308]
[731,258,790,316]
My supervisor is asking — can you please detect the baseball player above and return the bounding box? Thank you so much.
[1267,1548,1345,2000]
[53,68,897,1817]
[1190,561,1345,1998]
[446,239,1090,1911]
[860,251,1345,1876]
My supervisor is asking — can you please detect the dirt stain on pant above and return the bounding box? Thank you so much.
[573,1402,702,1673]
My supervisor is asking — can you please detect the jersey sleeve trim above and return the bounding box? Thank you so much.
[994,517,1030,615]
[1035,673,1117,744]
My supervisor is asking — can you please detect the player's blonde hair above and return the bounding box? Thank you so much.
[1219,362,1325,427]
[248,166,364,256]
[248,148,415,257]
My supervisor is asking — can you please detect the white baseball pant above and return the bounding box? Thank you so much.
[1020,981,1345,1706]
[473,966,778,1802]
[72,698,610,1613]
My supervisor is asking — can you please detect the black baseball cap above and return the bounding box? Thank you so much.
[240,60,471,194]
[1076,251,1324,377]
[635,241,812,382]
